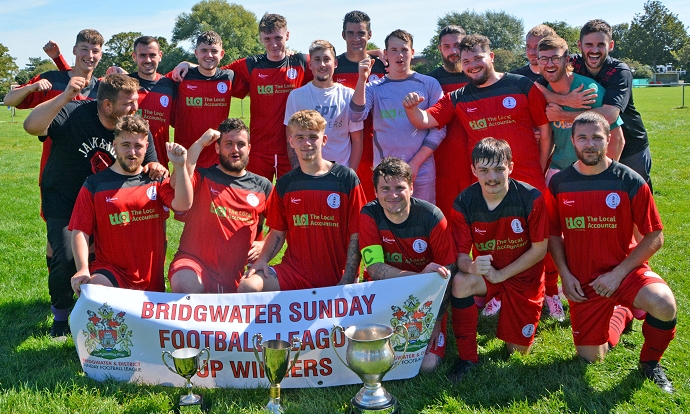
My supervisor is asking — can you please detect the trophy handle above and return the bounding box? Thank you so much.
[161,351,178,375]
[390,324,410,372]
[330,325,350,370]
[288,336,302,372]
[252,333,263,368]
[198,347,210,371]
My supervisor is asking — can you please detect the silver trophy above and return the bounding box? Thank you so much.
[253,333,302,413]
[162,347,210,409]
[331,323,409,414]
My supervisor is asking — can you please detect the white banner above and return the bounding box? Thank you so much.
[70,273,448,388]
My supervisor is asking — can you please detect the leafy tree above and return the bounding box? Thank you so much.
[172,0,263,66]
[96,31,142,77]
[625,0,688,69]
[157,36,195,75]
[0,43,18,100]
[366,42,379,51]
[492,48,519,73]
[421,10,524,70]
[543,21,580,52]
[14,57,57,85]
[671,39,690,71]
[610,23,631,59]
[621,58,654,79]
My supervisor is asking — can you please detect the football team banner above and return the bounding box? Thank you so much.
[70,273,449,388]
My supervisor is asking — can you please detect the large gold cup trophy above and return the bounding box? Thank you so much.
[162,347,210,410]
[252,333,302,413]
[331,324,409,414]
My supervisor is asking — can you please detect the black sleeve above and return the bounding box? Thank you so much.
[144,131,159,164]
[601,65,632,112]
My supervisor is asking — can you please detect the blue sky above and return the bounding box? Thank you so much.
[2,0,688,70]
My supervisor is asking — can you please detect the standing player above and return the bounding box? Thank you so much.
[359,157,455,373]
[284,40,363,170]
[351,29,445,204]
[509,25,556,82]
[425,25,471,218]
[540,20,652,190]
[23,74,165,337]
[335,10,388,201]
[239,110,365,292]
[448,138,548,382]
[129,36,176,166]
[169,119,272,294]
[547,113,677,393]
[70,116,192,293]
[172,31,237,168]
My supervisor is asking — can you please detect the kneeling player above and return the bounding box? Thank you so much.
[448,138,548,382]
[547,113,677,393]
[359,157,456,372]
[70,115,192,293]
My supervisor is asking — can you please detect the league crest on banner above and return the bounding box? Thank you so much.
[82,303,133,360]
[390,295,434,352]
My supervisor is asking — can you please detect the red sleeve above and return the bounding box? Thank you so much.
[68,186,96,235]
[348,183,367,236]
[158,178,175,208]
[265,187,287,231]
[15,73,48,109]
[358,211,382,250]
[450,208,473,255]
[54,54,71,71]
[631,184,663,235]
[527,195,549,243]
[527,85,549,127]
[430,216,457,265]
[226,59,250,99]
[545,189,562,237]
[426,93,457,128]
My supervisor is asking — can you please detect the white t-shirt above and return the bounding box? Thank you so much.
[284,82,363,167]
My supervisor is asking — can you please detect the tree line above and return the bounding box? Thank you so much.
[1,0,688,100]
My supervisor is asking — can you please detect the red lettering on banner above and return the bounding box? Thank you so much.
[171,329,184,348]
[178,304,191,321]
[159,329,170,347]
[228,332,241,351]
[315,328,329,349]
[170,303,177,319]
[303,359,318,377]
[301,330,314,350]
[319,300,332,318]
[141,302,154,318]
[269,304,281,322]
[362,294,375,314]
[200,331,213,348]
[156,303,170,319]
[229,306,242,323]
[242,305,253,322]
[289,302,301,322]
[335,298,348,317]
[349,296,363,316]
[187,330,199,348]
[320,358,333,376]
[194,305,207,321]
[215,331,227,351]
[255,304,266,323]
[209,306,228,322]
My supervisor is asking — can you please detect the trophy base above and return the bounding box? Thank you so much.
[351,396,400,414]
[178,394,206,413]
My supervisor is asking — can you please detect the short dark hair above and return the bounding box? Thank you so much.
[218,118,250,142]
[259,13,287,34]
[75,29,104,47]
[385,29,413,49]
[438,25,466,43]
[571,112,610,137]
[373,157,412,188]
[196,31,222,48]
[472,138,513,166]
[343,10,371,32]
[97,74,139,105]
[460,34,491,54]
[133,36,159,51]
[580,19,612,41]
[114,115,149,138]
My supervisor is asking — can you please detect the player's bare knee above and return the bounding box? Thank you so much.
[238,274,264,293]
[419,353,441,373]
[170,270,203,294]
[451,273,478,297]
[650,290,677,321]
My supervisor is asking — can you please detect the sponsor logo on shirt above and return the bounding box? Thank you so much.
[327,193,341,209]
[186,97,203,107]
[565,216,585,229]
[382,237,395,244]
[186,84,197,90]
[385,252,403,263]
[106,197,118,203]
[258,73,268,79]
[503,97,517,109]
[412,239,428,253]
[109,212,130,225]
[474,227,486,235]
[563,199,575,206]
[293,214,309,226]
[160,96,169,108]
[286,68,298,80]
[246,193,260,207]
[290,197,301,204]
[109,208,160,225]
[336,78,347,83]
[257,85,274,95]
[606,193,620,209]
[217,82,228,93]
[511,219,524,233]
[467,107,477,113]
[210,201,253,222]
[469,118,487,130]
[475,239,495,251]
[210,187,221,196]
[291,213,339,227]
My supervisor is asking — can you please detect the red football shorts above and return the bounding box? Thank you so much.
[169,253,239,293]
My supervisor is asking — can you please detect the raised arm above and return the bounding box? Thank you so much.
[24,76,85,136]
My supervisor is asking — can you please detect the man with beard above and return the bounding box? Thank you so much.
[24,74,166,337]
[239,110,366,292]
[547,113,677,393]
[425,25,471,218]
[404,34,551,194]
[351,29,445,204]
[284,40,363,170]
[335,10,388,201]
[70,115,192,293]
[538,19,652,191]
[509,25,556,82]
[168,119,273,294]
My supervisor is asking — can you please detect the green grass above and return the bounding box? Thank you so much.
[0,88,688,413]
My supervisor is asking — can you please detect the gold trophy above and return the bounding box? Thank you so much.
[162,347,210,410]
[331,324,409,414]
[253,333,302,413]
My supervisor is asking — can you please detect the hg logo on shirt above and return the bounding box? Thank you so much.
[565,216,585,229]
[109,211,130,225]
[186,97,203,107]
[293,214,309,226]
[475,239,495,251]
[469,118,488,130]
[257,85,274,95]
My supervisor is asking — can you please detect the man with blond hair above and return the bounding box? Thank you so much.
[510,24,557,81]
